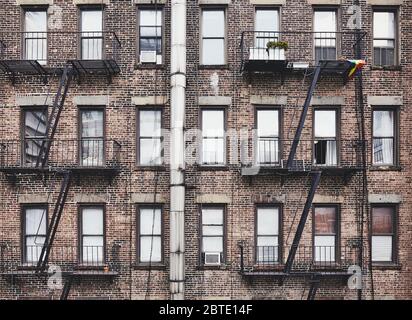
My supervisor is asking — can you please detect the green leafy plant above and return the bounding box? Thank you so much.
[266,41,289,51]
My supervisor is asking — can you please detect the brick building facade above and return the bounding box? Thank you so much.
[0,0,410,300]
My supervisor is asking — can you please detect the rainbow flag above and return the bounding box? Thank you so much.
[347,59,366,79]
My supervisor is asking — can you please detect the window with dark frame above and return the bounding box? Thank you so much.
[313,206,338,263]
[201,109,225,165]
[80,206,105,266]
[138,109,162,166]
[22,206,47,264]
[80,109,104,167]
[372,109,396,166]
[313,9,337,62]
[256,108,279,165]
[373,10,397,66]
[138,8,163,64]
[256,206,280,264]
[371,206,396,263]
[201,206,224,265]
[253,8,279,60]
[138,206,162,264]
[24,8,47,64]
[313,109,337,166]
[80,8,103,60]
[201,8,225,65]
[22,108,48,167]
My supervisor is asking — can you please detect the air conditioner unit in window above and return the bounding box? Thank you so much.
[204,252,221,265]
[140,50,157,63]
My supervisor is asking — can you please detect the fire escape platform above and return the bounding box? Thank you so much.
[241,166,363,177]
[0,166,120,175]
[68,59,120,76]
[0,60,48,75]
[0,269,118,277]
[240,270,351,278]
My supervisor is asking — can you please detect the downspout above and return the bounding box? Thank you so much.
[170,0,186,300]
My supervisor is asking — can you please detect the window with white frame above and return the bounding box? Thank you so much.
[313,206,338,263]
[256,206,279,264]
[371,206,396,263]
[138,109,162,165]
[256,108,279,165]
[201,206,224,264]
[23,206,47,264]
[314,109,337,166]
[314,9,337,62]
[80,206,104,265]
[373,10,396,66]
[373,109,395,165]
[201,109,225,165]
[24,9,47,64]
[138,9,163,64]
[80,9,103,60]
[138,206,162,263]
[201,9,225,65]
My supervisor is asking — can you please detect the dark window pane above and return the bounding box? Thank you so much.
[140,38,162,53]
[314,207,336,234]
[372,207,393,234]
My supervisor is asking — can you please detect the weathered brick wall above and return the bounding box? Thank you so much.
[0,0,410,300]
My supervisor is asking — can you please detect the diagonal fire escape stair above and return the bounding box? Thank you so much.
[307,276,320,300]
[60,275,73,300]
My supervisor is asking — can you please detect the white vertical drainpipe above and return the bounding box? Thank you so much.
[170,0,186,300]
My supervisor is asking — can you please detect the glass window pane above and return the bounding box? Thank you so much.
[25,11,47,32]
[202,207,223,225]
[372,207,393,234]
[140,138,162,165]
[140,236,162,262]
[314,11,336,32]
[372,236,392,261]
[314,206,337,234]
[25,236,45,263]
[257,236,278,247]
[202,225,223,236]
[81,110,104,138]
[202,110,224,137]
[257,207,279,235]
[202,10,225,38]
[82,237,104,264]
[25,208,47,235]
[314,235,335,262]
[256,241,278,263]
[373,12,395,39]
[140,208,162,235]
[140,10,162,26]
[202,138,224,164]
[140,110,161,137]
[255,9,279,32]
[81,10,102,32]
[82,207,104,235]
[314,110,336,137]
[257,110,279,136]
[372,138,394,165]
[81,139,104,166]
[202,39,225,65]
[140,26,162,37]
[373,110,394,137]
[202,236,223,253]
[140,38,162,53]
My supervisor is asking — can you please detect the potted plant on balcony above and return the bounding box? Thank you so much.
[266,41,288,60]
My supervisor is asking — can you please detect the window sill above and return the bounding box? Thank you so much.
[75,264,108,271]
[369,165,402,172]
[198,64,230,70]
[372,263,402,270]
[135,165,166,171]
[370,65,402,71]
[196,264,228,271]
[133,263,166,270]
[134,63,165,70]
[197,165,229,171]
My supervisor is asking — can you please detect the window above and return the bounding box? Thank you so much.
[373,10,396,66]
[371,206,396,263]
[80,109,104,166]
[22,108,47,167]
[23,206,47,264]
[24,8,47,64]
[201,9,225,65]
[201,109,225,165]
[137,109,162,165]
[313,206,338,263]
[256,206,280,264]
[201,206,224,264]
[254,8,279,57]
[314,9,337,62]
[314,109,337,166]
[138,206,162,263]
[256,108,279,165]
[80,206,105,265]
[372,109,396,165]
[138,9,163,64]
[80,9,103,60]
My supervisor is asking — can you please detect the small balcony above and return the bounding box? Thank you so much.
[0,139,121,175]
[239,244,360,277]
[0,244,119,277]
[0,31,121,82]
[240,31,365,76]
[241,139,365,177]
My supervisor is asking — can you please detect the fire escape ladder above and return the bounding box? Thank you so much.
[284,171,321,274]
[286,65,322,169]
[36,65,73,168]
[60,276,73,300]
[307,276,320,300]
[36,171,72,272]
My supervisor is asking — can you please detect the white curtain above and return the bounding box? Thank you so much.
[373,111,394,165]
[325,140,337,166]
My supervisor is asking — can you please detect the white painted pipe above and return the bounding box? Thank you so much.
[170,0,186,300]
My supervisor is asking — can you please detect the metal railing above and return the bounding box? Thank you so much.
[242,138,366,171]
[0,139,121,170]
[0,31,121,67]
[240,31,366,71]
